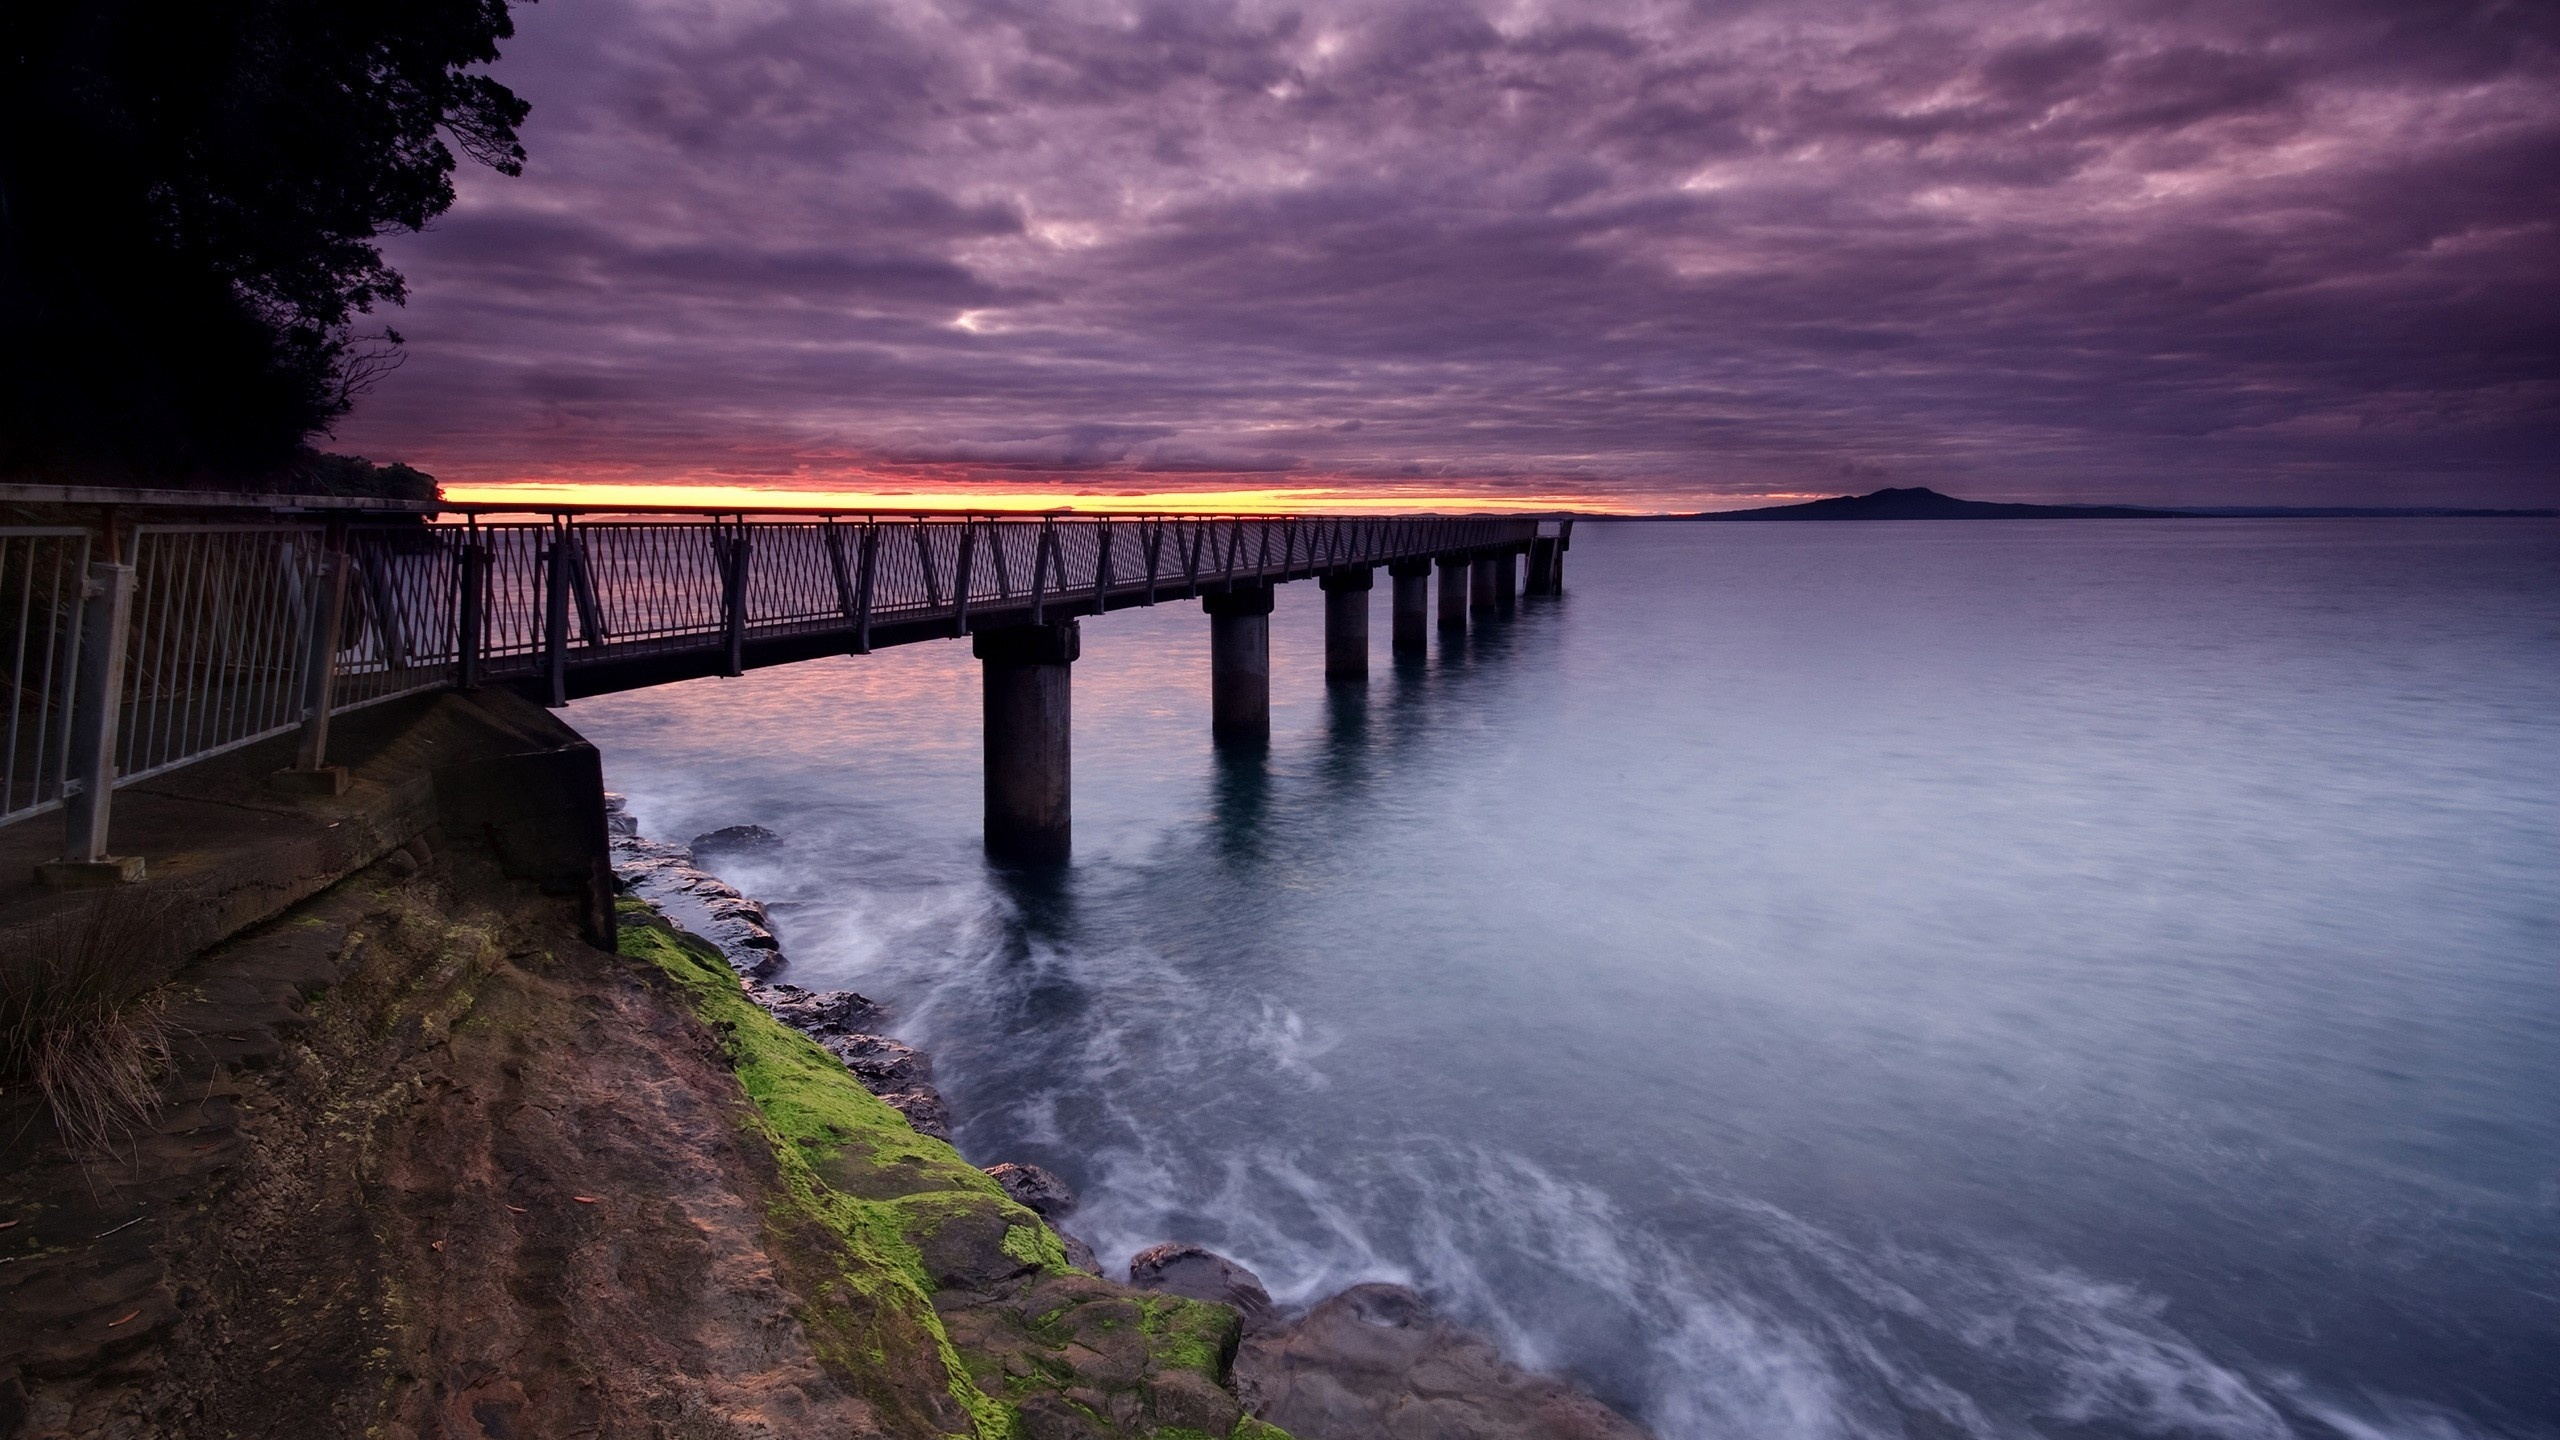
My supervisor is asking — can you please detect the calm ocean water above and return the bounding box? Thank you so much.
[571,519,2560,1440]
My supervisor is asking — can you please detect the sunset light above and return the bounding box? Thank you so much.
[438,479,1674,515]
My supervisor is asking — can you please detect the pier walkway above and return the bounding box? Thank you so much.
[3,488,1571,869]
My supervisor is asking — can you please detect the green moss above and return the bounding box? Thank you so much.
[1003,1222,1067,1271]
[617,900,1270,1439]
[1228,1420,1294,1440]
[618,911,1021,1437]
[1135,1294,1240,1378]
[616,913,1003,1195]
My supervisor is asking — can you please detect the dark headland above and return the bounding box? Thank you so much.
[1678,486,2554,521]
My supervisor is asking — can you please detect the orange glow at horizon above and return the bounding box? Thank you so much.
[437,479,1688,515]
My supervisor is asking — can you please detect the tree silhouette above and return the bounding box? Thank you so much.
[1,1,531,486]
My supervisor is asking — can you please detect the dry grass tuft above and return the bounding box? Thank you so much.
[1,889,186,1152]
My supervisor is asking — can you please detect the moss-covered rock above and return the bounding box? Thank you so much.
[617,899,1285,1440]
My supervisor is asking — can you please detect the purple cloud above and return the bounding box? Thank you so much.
[335,0,2560,506]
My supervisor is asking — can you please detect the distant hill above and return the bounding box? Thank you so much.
[1675,487,2557,521]
[1686,487,2184,521]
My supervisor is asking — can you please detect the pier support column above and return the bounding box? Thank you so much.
[1436,557,1469,633]
[1470,556,1498,612]
[1495,550,1518,616]
[1321,567,1373,683]
[1525,537,1556,594]
[1389,559,1432,657]
[1206,585,1275,745]
[976,621,1078,866]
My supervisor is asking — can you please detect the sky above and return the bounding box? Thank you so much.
[335,0,2560,513]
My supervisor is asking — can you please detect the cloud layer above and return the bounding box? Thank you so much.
[336,0,2560,507]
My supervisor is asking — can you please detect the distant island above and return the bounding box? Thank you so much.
[1679,486,2553,521]
[1688,487,2176,521]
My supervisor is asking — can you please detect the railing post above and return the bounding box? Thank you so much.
[986,521,1013,601]
[951,521,978,636]
[721,521,750,677]
[824,520,858,621]
[41,551,141,885]
[1029,517,1053,624]
[1093,516,1113,611]
[283,521,353,789]
[457,536,488,689]
[545,524,573,706]
[853,522,878,654]
[566,532,607,646]
[915,521,943,609]
[1143,518,1163,605]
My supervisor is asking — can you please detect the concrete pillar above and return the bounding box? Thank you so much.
[1495,551,1518,616]
[1436,557,1469,633]
[1470,556,1498,612]
[1525,537,1556,594]
[1389,558,1432,656]
[1205,585,1275,745]
[976,621,1077,866]
[1320,567,1372,682]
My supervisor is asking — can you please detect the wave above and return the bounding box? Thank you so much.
[602,784,2550,1440]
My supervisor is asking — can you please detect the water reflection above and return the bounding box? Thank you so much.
[1208,744,1272,864]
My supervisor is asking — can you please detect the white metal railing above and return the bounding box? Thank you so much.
[1,528,93,825]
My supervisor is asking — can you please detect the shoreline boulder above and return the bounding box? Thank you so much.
[1238,1283,1652,1440]
[1128,1243,1277,1334]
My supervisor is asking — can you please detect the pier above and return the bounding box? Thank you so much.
[2,489,1571,871]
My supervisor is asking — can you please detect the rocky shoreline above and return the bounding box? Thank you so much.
[605,796,1651,1440]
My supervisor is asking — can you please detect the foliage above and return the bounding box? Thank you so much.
[0,0,530,483]
[0,888,183,1152]
[285,448,440,502]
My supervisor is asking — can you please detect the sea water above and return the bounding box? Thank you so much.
[569,519,2560,1440]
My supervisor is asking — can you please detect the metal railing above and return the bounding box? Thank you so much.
[112,524,459,788]
[1,528,92,825]
[453,513,1534,699]
[3,508,1546,863]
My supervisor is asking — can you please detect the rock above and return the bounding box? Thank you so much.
[878,1088,952,1140]
[602,792,638,837]
[983,1162,1076,1217]
[1016,1395,1106,1440]
[1237,1284,1652,1440]
[690,824,781,860]
[746,981,887,1038]
[820,1033,932,1091]
[1057,1229,1102,1276]
[1144,1367,1245,1437]
[609,831,787,976]
[1127,1243,1275,1332]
